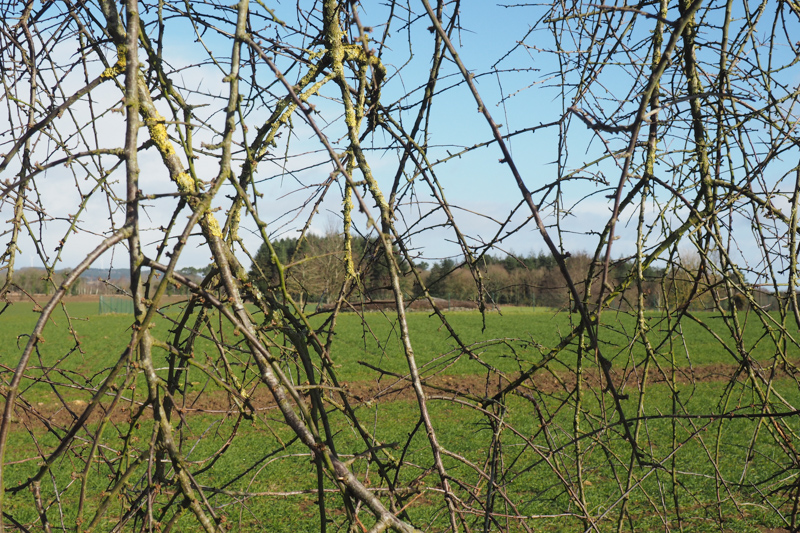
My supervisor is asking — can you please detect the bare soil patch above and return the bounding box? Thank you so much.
[12,359,798,432]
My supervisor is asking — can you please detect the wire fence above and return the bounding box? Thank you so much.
[98,294,133,315]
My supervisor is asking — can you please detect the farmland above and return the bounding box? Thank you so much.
[2,298,799,531]
[4,0,800,530]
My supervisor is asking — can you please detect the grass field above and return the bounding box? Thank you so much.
[1,298,799,531]
[2,299,790,388]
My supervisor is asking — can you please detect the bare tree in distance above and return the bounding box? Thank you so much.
[1,0,799,531]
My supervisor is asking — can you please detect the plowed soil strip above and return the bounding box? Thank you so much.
[12,359,799,430]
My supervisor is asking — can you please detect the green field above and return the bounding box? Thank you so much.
[1,299,799,531]
[2,300,792,390]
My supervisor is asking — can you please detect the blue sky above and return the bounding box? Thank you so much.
[7,0,799,284]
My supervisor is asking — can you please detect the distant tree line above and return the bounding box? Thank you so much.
[6,266,210,297]
[10,244,775,313]
[8,268,87,296]
[248,232,677,310]
[249,231,408,307]
[428,251,667,309]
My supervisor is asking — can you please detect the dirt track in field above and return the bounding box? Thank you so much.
[11,357,798,431]
[8,296,798,427]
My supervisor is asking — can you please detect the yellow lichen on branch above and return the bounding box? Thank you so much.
[145,114,176,158]
[324,20,391,221]
[138,103,197,195]
[204,213,223,238]
[100,45,127,79]
[175,172,196,194]
[342,45,386,82]
[343,172,357,280]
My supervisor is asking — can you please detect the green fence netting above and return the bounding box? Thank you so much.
[98,295,134,314]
